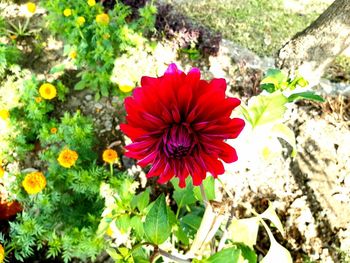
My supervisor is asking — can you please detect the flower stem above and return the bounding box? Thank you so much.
[110,163,113,177]
[200,183,208,207]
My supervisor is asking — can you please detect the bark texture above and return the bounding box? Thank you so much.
[276,0,350,86]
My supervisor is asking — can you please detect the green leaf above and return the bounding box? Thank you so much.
[74,81,86,91]
[143,194,171,245]
[130,216,144,240]
[271,123,297,157]
[180,213,202,234]
[228,217,259,248]
[131,188,150,212]
[260,202,285,237]
[202,247,241,263]
[49,64,66,74]
[106,248,123,261]
[287,91,324,103]
[116,214,131,233]
[260,69,288,91]
[172,178,196,207]
[193,176,216,201]
[235,243,257,263]
[244,92,288,128]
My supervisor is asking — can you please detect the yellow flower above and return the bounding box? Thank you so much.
[39,83,57,100]
[87,0,96,6]
[35,97,42,103]
[118,79,134,93]
[106,226,113,236]
[76,16,85,26]
[58,148,78,168]
[102,149,118,164]
[0,109,9,120]
[26,2,36,14]
[63,8,72,17]
[0,166,4,178]
[103,33,110,39]
[9,35,17,40]
[22,171,46,195]
[50,127,58,134]
[69,50,77,59]
[0,244,4,263]
[96,13,110,25]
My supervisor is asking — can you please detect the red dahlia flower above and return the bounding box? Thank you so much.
[121,64,245,188]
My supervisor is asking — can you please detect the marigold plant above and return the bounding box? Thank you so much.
[22,171,46,195]
[102,149,118,164]
[87,0,96,7]
[96,13,110,25]
[69,50,77,59]
[57,148,78,168]
[0,166,4,178]
[50,127,57,134]
[35,96,42,103]
[76,16,85,26]
[0,243,4,263]
[39,83,57,100]
[121,63,245,187]
[63,8,72,17]
[0,109,9,120]
[26,2,36,14]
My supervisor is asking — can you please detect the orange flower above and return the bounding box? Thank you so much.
[63,8,72,17]
[26,2,36,13]
[102,149,118,164]
[35,97,42,103]
[39,83,57,100]
[50,127,58,134]
[0,166,4,178]
[9,35,17,40]
[0,109,9,120]
[0,243,4,263]
[22,171,46,195]
[58,148,78,168]
[96,13,110,25]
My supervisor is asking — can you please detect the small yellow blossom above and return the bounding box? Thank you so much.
[76,16,86,26]
[96,13,110,25]
[0,166,4,178]
[118,79,134,93]
[26,2,36,14]
[102,149,118,164]
[106,226,113,236]
[69,50,77,59]
[50,127,58,134]
[103,33,110,39]
[0,243,4,263]
[63,8,72,17]
[58,148,78,168]
[35,97,42,103]
[9,35,17,40]
[87,0,96,6]
[22,171,46,195]
[0,109,9,120]
[39,83,57,100]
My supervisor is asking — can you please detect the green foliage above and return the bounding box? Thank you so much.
[144,194,171,245]
[40,0,157,98]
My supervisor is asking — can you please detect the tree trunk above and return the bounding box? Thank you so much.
[276,0,350,87]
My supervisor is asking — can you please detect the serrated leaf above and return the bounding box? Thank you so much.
[228,217,259,248]
[260,202,285,237]
[193,176,215,201]
[287,91,324,102]
[131,188,150,212]
[244,92,288,128]
[271,123,297,157]
[130,216,144,240]
[143,194,171,245]
[202,247,241,263]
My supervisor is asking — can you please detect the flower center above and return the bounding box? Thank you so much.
[163,124,195,159]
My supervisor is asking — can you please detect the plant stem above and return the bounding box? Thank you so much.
[110,163,113,177]
[200,183,208,207]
